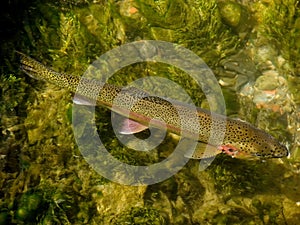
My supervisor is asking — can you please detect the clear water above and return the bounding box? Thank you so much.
[0,0,300,224]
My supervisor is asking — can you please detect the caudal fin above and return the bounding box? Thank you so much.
[17,51,56,81]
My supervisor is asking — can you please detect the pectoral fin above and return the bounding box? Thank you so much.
[119,118,148,134]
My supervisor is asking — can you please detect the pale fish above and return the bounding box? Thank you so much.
[18,52,289,159]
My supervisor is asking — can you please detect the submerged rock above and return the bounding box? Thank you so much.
[218,1,253,34]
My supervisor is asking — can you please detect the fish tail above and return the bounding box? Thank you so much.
[17,51,58,81]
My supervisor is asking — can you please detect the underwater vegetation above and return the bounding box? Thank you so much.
[0,0,300,224]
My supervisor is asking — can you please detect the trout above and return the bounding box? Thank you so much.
[18,52,289,159]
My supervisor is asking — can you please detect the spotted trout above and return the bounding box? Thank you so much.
[18,52,289,159]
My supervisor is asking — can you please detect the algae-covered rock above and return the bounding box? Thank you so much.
[218,1,253,34]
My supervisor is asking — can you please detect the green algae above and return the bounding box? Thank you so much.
[1,0,300,224]
[111,207,166,224]
[15,191,45,223]
[259,0,300,72]
[0,73,29,175]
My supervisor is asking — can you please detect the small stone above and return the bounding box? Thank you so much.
[218,2,242,27]
[255,75,279,90]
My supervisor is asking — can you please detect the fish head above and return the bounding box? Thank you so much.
[251,132,289,158]
[234,127,289,159]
